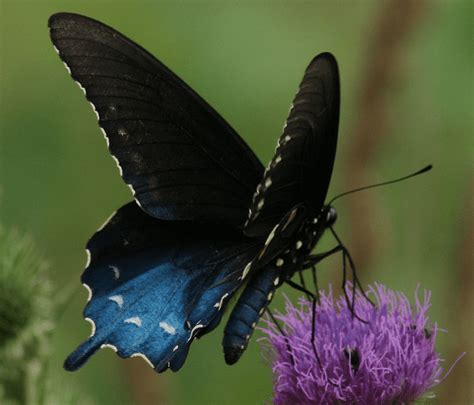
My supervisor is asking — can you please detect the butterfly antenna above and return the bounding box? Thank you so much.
[328,164,432,205]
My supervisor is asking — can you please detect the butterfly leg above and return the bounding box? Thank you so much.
[285,279,322,368]
[265,306,296,367]
[328,226,375,314]
[311,265,321,305]
[297,267,310,300]
[302,245,342,268]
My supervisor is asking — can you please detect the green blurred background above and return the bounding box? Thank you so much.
[1,0,472,404]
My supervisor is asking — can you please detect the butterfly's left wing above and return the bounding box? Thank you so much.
[64,202,260,372]
[244,53,340,237]
[49,13,263,226]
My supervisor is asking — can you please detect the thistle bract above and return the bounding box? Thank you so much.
[260,284,452,405]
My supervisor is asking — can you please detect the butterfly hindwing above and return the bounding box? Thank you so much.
[244,53,340,237]
[49,13,263,226]
[65,202,261,372]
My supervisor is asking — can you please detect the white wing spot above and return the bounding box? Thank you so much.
[276,258,284,267]
[118,128,127,136]
[109,265,120,280]
[130,353,155,369]
[242,262,252,279]
[257,199,265,210]
[75,81,87,95]
[251,322,256,328]
[128,184,137,197]
[313,217,319,224]
[125,317,142,327]
[82,283,93,302]
[265,224,279,247]
[159,321,176,335]
[173,345,179,352]
[284,135,291,143]
[264,178,272,188]
[267,292,274,301]
[275,155,282,165]
[101,343,118,352]
[296,241,303,250]
[111,155,124,176]
[85,317,96,337]
[268,227,279,244]
[99,127,110,147]
[214,293,229,310]
[89,102,100,120]
[85,249,91,268]
[188,323,205,342]
[274,277,280,286]
[63,62,72,74]
[108,295,124,308]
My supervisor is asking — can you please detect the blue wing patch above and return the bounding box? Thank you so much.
[64,202,260,372]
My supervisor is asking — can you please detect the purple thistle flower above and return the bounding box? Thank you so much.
[260,283,460,405]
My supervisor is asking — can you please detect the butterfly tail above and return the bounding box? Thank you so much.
[64,336,102,371]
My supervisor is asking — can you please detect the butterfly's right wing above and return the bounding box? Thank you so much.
[244,53,340,237]
[65,202,260,373]
[49,13,263,226]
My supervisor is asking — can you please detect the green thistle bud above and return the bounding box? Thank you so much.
[0,226,50,348]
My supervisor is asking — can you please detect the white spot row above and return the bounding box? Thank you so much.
[188,323,205,342]
[83,282,93,302]
[130,352,155,369]
[125,317,142,327]
[85,317,96,337]
[57,52,137,205]
[85,249,92,268]
[241,262,252,280]
[109,265,120,280]
[214,293,229,310]
[99,344,155,369]
[159,321,176,335]
[109,295,124,308]
[101,343,118,352]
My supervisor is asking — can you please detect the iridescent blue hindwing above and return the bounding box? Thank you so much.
[64,202,260,372]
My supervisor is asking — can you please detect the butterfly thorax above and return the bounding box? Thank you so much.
[275,205,337,284]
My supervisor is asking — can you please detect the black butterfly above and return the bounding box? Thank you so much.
[50,12,344,372]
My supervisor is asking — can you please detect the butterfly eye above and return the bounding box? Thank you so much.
[326,206,337,226]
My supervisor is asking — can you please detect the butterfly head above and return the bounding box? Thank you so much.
[314,205,337,229]
[325,205,337,227]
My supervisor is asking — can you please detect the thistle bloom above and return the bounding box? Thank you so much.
[260,283,458,405]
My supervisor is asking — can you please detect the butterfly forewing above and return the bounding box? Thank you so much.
[244,53,340,237]
[49,13,263,226]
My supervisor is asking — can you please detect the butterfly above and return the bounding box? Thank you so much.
[49,12,343,372]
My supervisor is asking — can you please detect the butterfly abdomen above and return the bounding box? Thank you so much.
[223,265,279,365]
